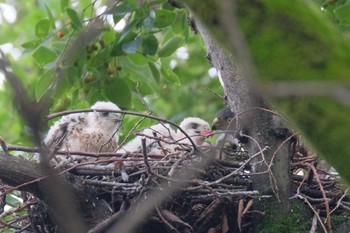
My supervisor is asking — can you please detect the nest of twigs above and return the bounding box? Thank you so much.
[1,134,350,233]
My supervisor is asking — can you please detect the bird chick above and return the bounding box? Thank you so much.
[44,101,122,165]
[118,123,177,155]
[176,117,213,148]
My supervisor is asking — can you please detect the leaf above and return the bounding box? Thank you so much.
[32,46,57,67]
[122,36,142,54]
[334,4,350,23]
[35,70,55,100]
[154,9,176,28]
[105,1,132,17]
[111,32,137,56]
[128,53,148,66]
[5,194,21,206]
[148,62,160,83]
[35,19,51,38]
[45,4,56,29]
[61,0,69,12]
[143,12,155,31]
[158,36,183,57]
[21,39,41,49]
[66,8,83,30]
[103,78,131,108]
[142,35,158,56]
[160,66,180,85]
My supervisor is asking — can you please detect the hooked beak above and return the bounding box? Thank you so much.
[211,117,219,131]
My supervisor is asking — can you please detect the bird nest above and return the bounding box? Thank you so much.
[1,134,350,233]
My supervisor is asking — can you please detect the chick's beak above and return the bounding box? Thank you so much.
[211,117,220,131]
[114,115,123,123]
[201,129,214,138]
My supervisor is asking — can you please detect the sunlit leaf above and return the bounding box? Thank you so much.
[35,19,51,38]
[32,46,57,67]
[128,53,148,66]
[103,78,132,108]
[122,36,142,54]
[66,8,83,30]
[158,36,183,57]
[154,9,176,28]
[142,35,158,56]
[6,194,21,206]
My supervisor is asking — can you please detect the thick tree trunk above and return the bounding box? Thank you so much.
[193,13,292,212]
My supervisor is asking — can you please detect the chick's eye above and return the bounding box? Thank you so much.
[191,123,198,129]
[101,112,109,117]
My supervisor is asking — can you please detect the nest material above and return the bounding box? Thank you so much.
[1,137,350,233]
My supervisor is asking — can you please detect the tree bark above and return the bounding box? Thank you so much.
[0,153,112,231]
[192,10,292,212]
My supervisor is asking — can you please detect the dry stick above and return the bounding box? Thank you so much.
[308,164,332,233]
[155,206,180,233]
[310,210,320,233]
[330,188,349,215]
[297,194,327,233]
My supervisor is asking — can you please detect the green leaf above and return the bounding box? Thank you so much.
[334,4,350,23]
[66,8,83,30]
[128,53,148,66]
[35,19,51,38]
[32,46,57,67]
[111,32,137,56]
[105,1,132,17]
[122,36,142,54]
[142,35,158,56]
[154,9,176,28]
[45,4,56,29]
[160,66,180,85]
[158,36,183,57]
[6,194,21,206]
[143,12,155,31]
[35,70,55,100]
[148,62,160,83]
[103,78,132,108]
[21,39,41,49]
[61,0,69,12]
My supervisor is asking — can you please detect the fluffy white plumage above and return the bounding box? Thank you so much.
[119,117,212,156]
[44,101,122,164]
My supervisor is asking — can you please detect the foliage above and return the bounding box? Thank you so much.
[0,0,222,145]
[185,0,350,185]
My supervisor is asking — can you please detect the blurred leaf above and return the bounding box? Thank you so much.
[128,53,148,66]
[6,194,21,206]
[101,30,116,44]
[32,46,57,67]
[161,66,180,85]
[154,9,176,28]
[61,0,69,12]
[21,39,41,49]
[105,1,132,16]
[35,70,55,100]
[122,36,142,54]
[142,35,158,55]
[35,19,51,38]
[334,4,350,23]
[104,78,132,108]
[158,36,183,57]
[45,4,56,29]
[119,19,140,42]
[148,62,160,83]
[66,8,83,30]
[111,32,137,56]
[143,12,155,31]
